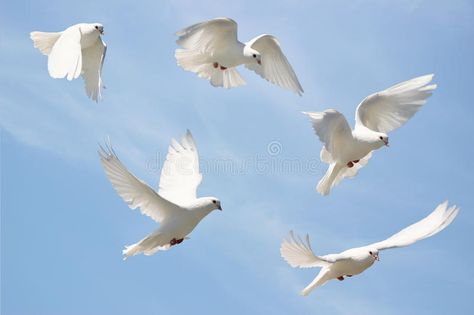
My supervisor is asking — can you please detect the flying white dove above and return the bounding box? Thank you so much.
[175,17,303,95]
[281,201,459,296]
[304,74,436,195]
[99,131,222,259]
[30,23,107,102]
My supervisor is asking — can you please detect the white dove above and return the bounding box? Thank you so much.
[281,201,459,296]
[304,74,437,195]
[30,23,107,102]
[175,17,303,95]
[99,131,222,260]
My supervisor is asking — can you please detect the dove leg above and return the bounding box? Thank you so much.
[169,238,184,246]
[337,276,344,281]
[347,161,354,168]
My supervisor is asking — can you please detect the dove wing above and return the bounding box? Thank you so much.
[176,17,238,52]
[99,142,185,223]
[304,110,352,161]
[281,231,342,268]
[355,74,436,133]
[48,25,82,80]
[158,130,202,206]
[369,201,459,251]
[82,37,107,102]
[245,35,303,95]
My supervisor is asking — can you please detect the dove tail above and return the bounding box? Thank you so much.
[301,268,332,296]
[122,232,172,260]
[317,163,344,196]
[209,67,246,89]
[122,243,141,260]
[30,31,62,55]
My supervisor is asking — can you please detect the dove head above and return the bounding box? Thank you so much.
[243,46,262,65]
[368,249,380,262]
[369,132,389,149]
[194,197,222,212]
[93,23,104,35]
[79,23,104,38]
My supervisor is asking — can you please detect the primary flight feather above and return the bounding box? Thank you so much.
[175,17,303,95]
[30,23,107,102]
[99,131,222,259]
[304,74,436,195]
[281,201,459,296]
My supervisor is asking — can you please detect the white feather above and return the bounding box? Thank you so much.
[47,26,82,80]
[245,34,303,95]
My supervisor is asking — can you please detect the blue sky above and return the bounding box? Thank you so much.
[1,1,473,314]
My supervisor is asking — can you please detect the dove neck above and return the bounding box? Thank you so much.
[192,206,214,220]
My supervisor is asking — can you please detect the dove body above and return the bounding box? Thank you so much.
[210,42,254,68]
[30,22,107,101]
[99,131,222,259]
[161,197,221,240]
[281,201,459,296]
[175,17,303,94]
[304,74,436,195]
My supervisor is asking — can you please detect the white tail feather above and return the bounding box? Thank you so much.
[122,232,172,260]
[30,31,62,55]
[301,268,332,296]
[317,163,344,196]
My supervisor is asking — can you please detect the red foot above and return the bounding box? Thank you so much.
[346,275,353,277]
[220,66,227,70]
[347,161,354,168]
[213,62,218,69]
[170,238,184,246]
[337,276,344,281]
[353,160,359,163]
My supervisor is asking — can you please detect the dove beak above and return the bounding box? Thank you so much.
[218,205,222,211]
[383,139,389,146]
[257,59,261,65]
[374,253,380,261]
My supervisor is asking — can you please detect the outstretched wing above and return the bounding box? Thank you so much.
[355,74,436,133]
[158,130,202,206]
[303,110,352,162]
[245,34,303,95]
[82,37,107,102]
[99,141,184,223]
[176,17,238,52]
[280,231,336,268]
[369,201,459,251]
[48,26,82,80]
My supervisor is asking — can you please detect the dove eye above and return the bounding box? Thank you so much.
[369,251,373,255]
[253,54,256,58]
[95,26,98,29]
[379,136,383,140]
[212,200,216,204]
